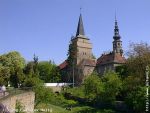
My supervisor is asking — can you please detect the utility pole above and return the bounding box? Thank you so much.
[72,60,75,88]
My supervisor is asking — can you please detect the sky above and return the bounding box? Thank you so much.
[0,0,150,64]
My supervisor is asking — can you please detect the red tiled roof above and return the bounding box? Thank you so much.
[97,52,126,65]
[59,60,68,70]
[114,53,126,63]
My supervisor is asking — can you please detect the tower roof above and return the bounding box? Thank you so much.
[113,18,121,40]
[76,14,85,36]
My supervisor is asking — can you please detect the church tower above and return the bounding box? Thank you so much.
[112,18,123,56]
[96,18,125,75]
[70,14,93,65]
[60,13,95,85]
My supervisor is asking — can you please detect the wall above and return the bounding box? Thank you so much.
[0,91,35,113]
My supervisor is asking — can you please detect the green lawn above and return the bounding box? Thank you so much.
[34,103,117,113]
[35,103,70,113]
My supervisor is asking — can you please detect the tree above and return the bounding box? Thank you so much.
[125,86,148,113]
[0,51,25,69]
[0,65,10,86]
[10,67,25,88]
[38,61,61,83]
[0,51,25,87]
[126,42,150,85]
[122,42,150,112]
[83,72,104,101]
[24,54,39,78]
[67,36,76,67]
[100,71,122,104]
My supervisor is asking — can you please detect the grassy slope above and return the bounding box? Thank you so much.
[35,103,70,113]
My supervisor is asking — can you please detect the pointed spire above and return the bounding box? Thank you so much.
[113,16,121,40]
[76,14,85,36]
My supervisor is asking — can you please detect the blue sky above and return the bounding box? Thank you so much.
[0,0,150,64]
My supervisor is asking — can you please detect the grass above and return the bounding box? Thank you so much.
[34,103,69,113]
[34,103,117,113]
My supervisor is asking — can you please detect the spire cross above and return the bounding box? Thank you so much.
[115,12,117,22]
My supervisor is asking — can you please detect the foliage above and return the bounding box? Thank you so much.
[0,51,25,69]
[0,65,10,85]
[122,76,141,95]
[24,54,39,78]
[23,76,42,87]
[15,100,25,113]
[126,42,150,85]
[49,93,78,108]
[99,71,122,104]
[65,86,85,98]
[67,36,76,67]
[38,61,61,83]
[0,51,25,87]
[34,86,54,107]
[125,86,148,113]
[10,67,25,88]
[115,65,128,79]
[83,72,104,100]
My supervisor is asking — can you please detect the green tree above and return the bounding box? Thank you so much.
[38,61,52,81]
[0,51,25,87]
[126,42,150,85]
[67,36,76,67]
[84,72,104,101]
[125,86,148,113]
[24,54,39,78]
[10,67,25,88]
[100,71,122,104]
[23,76,42,87]
[0,51,25,69]
[0,65,10,86]
[38,61,61,83]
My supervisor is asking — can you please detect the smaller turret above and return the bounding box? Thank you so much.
[112,18,123,56]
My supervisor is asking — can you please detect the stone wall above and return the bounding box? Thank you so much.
[0,91,35,113]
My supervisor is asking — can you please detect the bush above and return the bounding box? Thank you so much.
[15,100,25,113]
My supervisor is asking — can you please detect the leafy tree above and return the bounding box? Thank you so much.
[38,61,61,83]
[0,51,25,69]
[10,67,25,88]
[24,62,34,76]
[84,72,104,100]
[38,61,52,81]
[0,65,10,86]
[125,86,148,113]
[24,54,39,78]
[115,65,128,79]
[0,51,25,87]
[67,36,76,67]
[23,76,42,87]
[126,42,150,85]
[100,71,122,104]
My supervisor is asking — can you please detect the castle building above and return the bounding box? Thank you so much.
[96,19,126,75]
[59,14,96,85]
